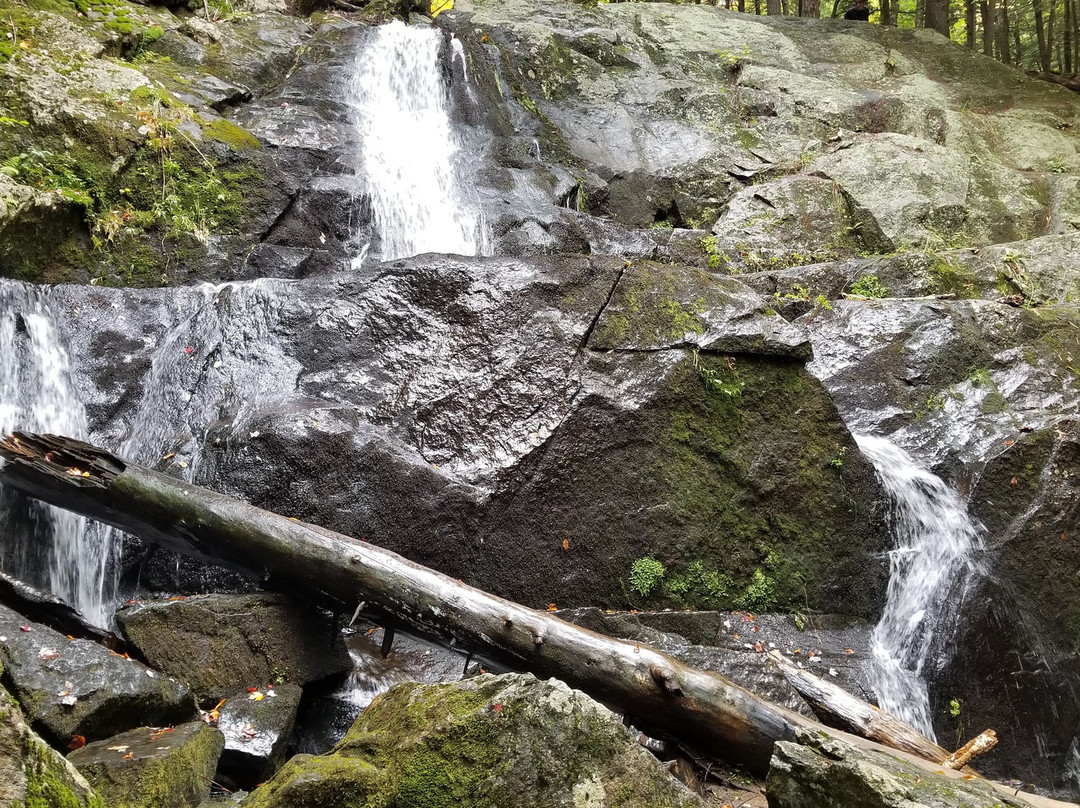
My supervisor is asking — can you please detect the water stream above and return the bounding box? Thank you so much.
[856,434,983,738]
[346,20,486,261]
[0,281,111,626]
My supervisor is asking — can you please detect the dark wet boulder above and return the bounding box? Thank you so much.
[116,593,352,703]
[768,728,1038,808]
[239,672,708,808]
[68,722,225,808]
[931,422,1080,793]
[0,681,102,808]
[217,683,302,789]
[0,604,195,746]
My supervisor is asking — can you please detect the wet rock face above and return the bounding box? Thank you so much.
[217,683,302,789]
[932,422,1080,792]
[68,722,224,808]
[0,604,196,747]
[46,255,889,619]
[239,672,708,808]
[115,593,352,704]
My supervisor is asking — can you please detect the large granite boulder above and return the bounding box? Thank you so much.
[116,593,352,703]
[0,681,102,808]
[239,672,708,808]
[36,256,890,619]
[68,722,225,808]
[0,604,196,746]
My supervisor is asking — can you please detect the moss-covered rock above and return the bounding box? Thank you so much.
[0,683,102,808]
[116,593,352,704]
[768,728,1037,808]
[68,722,224,808]
[240,672,707,808]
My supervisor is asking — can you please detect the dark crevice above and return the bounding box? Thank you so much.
[576,262,629,357]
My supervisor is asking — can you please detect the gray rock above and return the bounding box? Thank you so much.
[0,682,100,808]
[239,672,708,808]
[116,593,352,703]
[68,722,225,808]
[768,728,1037,808]
[217,683,302,788]
[0,604,196,746]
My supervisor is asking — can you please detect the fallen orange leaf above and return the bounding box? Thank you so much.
[562,539,569,551]
[547,603,557,611]
[68,735,86,750]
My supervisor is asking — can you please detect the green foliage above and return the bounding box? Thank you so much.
[850,274,888,298]
[0,149,93,207]
[736,568,778,611]
[663,561,734,607]
[829,445,848,468]
[699,234,727,269]
[927,256,978,298]
[692,350,744,398]
[629,557,666,597]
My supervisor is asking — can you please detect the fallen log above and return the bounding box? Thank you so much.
[943,730,998,769]
[0,432,949,776]
[766,648,952,763]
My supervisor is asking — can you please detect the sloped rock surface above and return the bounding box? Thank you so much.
[116,593,351,703]
[33,256,888,617]
[218,683,302,788]
[768,728,1038,808]
[0,604,195,746]
[239,672,708,808]
[68,722,224,808]
[0,682,102,808]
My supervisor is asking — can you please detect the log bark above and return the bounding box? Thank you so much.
[766,649,954,764]
[1028,69,1080,92]
[0,432,808,776]
[943,730,998,769]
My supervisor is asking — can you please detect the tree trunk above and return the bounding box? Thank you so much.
[999,0,1012,63]
[738,0,746,15]
[1066,0,1074,73]
[967,0,977,46]
[767,0,781,14]
[1029,68,1080,91]
[780,0,791,14]
[1049,0,1058,68]
[982,0,995,54]
[881,0,893,24]
[926,0,951,35]
[801,0,820,17]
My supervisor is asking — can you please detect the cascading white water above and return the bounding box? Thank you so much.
[857,434,983,739]
[0,281,111,626]
[346,20,485,261]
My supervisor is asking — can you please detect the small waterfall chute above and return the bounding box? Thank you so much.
[857,433,983,740]
[0,281,112,626]
[345,20,486,262]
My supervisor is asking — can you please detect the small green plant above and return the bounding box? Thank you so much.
[850,274,888,298]
[829,445,848,468]
[629,557,666,597]
[699,235,727,269]
[736,568,777,611]
[664,561,734,608]
[692,350,743,398]
[1047,157,1068,174]
[793,611,807,631]
[815,294,834,311]
[949,697,964,747]
[715,44,751,72]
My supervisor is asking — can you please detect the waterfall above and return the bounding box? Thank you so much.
[346,20,485,261]
[856,434,983,739]
[0,281,112,626]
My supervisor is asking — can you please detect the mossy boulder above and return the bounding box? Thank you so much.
[68,722,225,808]
[0,604,196,746]
[0,683,102,808]
[116,593,352,704]
[768,728,1037,808]
[240,672,707,808]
